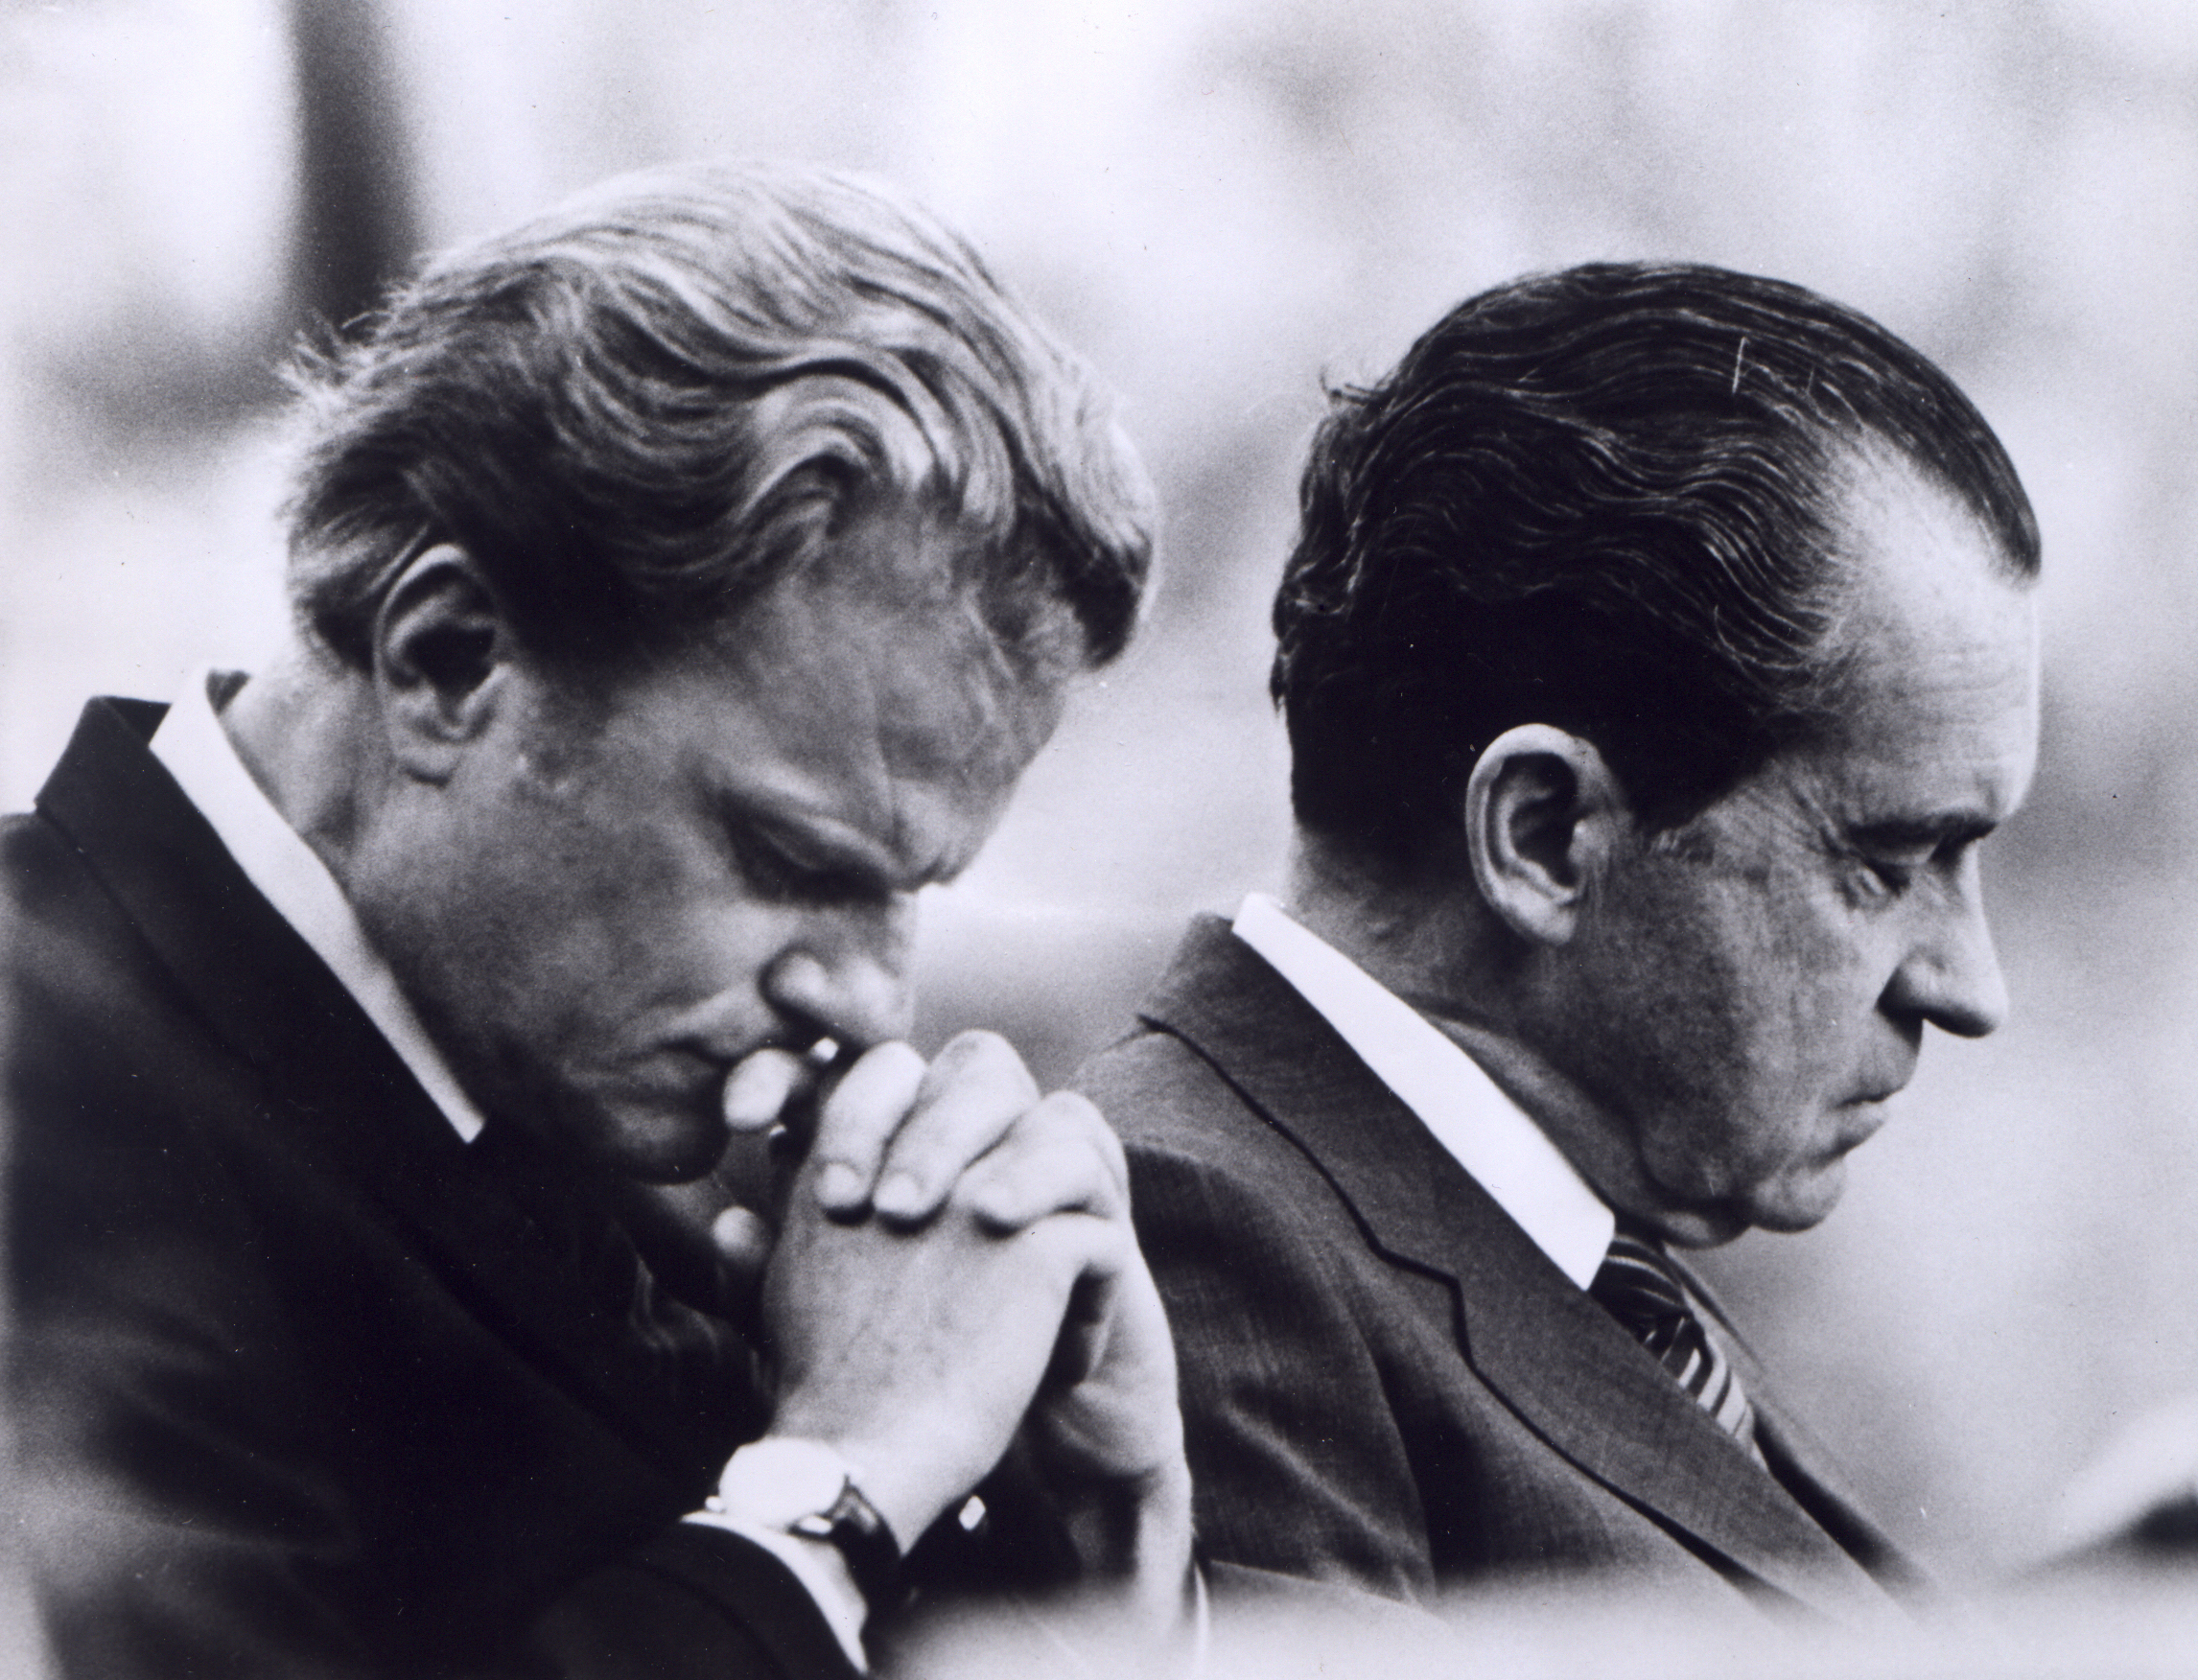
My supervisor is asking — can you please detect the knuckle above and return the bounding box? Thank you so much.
[935,1029,1035,1090]
[1034,1090,1128,1178]
[857,1038,926,1088]
[1006,1134,1108,1208]
[817,1052,924,1156]
[1032,1089,1108,1136]
[947,1160,1012,1222]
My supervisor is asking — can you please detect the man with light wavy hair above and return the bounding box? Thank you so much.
[2,161,1189,1679]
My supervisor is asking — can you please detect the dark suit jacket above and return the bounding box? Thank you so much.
[1077,917,1924,1626]
[1,700,853,1679]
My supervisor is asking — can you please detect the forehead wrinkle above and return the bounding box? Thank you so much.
[897,583,1054,766]
[758,500,1073,881]
[842,598,1043,886]
[833,623,911,866]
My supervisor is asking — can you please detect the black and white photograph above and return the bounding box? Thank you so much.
[3,2,2195,1674]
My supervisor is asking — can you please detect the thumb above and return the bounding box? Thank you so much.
[710,1204,774,1305]
[1045,1237,1126,1390]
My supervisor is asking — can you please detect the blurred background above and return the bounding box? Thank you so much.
[4,0,2195,1637]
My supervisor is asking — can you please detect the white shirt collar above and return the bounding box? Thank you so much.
[152,670,487,1144]
[1230,892,1613,1289]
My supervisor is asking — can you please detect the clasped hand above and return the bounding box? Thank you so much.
[719,1032,1189,1604]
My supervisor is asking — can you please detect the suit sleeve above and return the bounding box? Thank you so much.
[516,1528,855,1680]
[1097,1043,1441,1605]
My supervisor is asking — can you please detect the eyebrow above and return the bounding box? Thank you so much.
[1844,812,1999,852]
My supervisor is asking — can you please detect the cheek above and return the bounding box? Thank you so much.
[1591,874,1760,1099]
[450,789,721,1031]
[1672,861,1868,1051]
[1610,875,1863,1183]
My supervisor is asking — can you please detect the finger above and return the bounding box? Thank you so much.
[1027,1237,1185,1491]
[709,1204,774,1300]
[962,1094,1128,1234]
[872,1031,1041,1226]
[1045,1258,1121,1390]
[807,1041,927,1217]
[721,1049,810,1132]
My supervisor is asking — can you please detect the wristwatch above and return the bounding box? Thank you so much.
[710,1437,902,1615]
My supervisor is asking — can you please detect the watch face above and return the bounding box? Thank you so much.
[717,1437,855,1528]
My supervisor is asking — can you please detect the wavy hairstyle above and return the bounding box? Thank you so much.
[1272,261,2038,871]
[283,160,1155,676]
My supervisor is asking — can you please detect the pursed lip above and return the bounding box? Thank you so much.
[1828,1090,1898,1154]
[617,1045,737,1111]
[1840,1049,1917,1120]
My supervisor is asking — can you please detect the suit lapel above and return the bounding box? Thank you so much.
[1139,917,1901,1622]
[35,699,749,1483]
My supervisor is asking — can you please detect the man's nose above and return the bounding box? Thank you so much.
[1883,871,2009,1039]
[760,903,917,1050]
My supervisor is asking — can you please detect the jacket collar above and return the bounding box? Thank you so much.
[149,670,487,1143]
[1137,915,1910,1622]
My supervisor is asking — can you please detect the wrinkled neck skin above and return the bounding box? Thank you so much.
[1285,831,1555,1105]
[218,639,393,902]
[1284,832,1726,1248]
[1286,832,1508,1033]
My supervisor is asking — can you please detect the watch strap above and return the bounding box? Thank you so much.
[791,1477,902,1616]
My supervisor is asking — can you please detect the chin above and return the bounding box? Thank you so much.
[629,1132,732,1184]
[1742,1162,1849,1234]
[579,1105,731,1184]
[1654,1208,1750,1249]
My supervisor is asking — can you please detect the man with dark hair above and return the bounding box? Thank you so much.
[1079,263,2040,1620]
[2,161,1189,1679]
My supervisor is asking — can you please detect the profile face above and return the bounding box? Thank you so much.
[379,500,1072,1181]
[1554,459,2041,1242]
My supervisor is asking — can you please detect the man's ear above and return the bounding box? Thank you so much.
[369,544,514,783]
[1461,724,1634,946]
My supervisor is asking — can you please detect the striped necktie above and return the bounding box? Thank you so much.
[1590,1220,1758,1451]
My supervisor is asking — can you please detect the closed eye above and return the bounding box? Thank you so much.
[722,815,888,909]
[1846,851,1919,901]
[1863,854,1924,896]
[1848,821,1991,901]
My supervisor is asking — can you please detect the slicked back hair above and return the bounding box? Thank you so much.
[1272,262,2038,873]
[284,160,1156,680]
